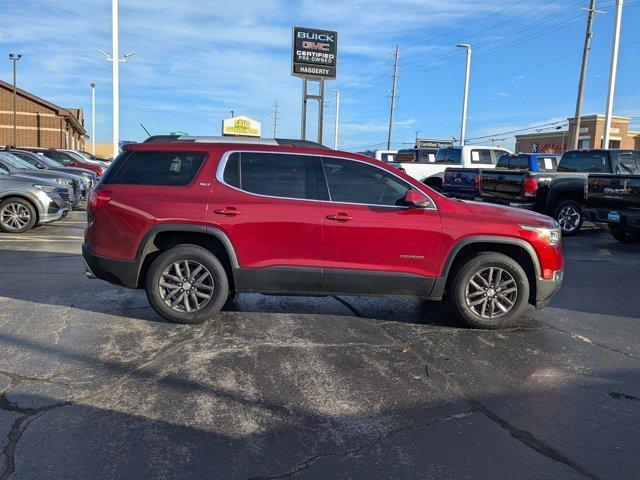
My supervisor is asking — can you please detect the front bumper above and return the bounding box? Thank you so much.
[534,270,563,309]
[82,243,139,288]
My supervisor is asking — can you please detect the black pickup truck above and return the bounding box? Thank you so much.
[584,171,640,243]
[479,149,640,235]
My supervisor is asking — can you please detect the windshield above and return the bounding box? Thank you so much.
[0,152,37,170]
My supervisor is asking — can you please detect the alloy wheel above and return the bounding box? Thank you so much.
[465,267,518,319]
[558,205,580,232]
[158,260,215,313]
[0,203,32,231]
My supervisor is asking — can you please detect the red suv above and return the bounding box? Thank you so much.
[83,136,564,328]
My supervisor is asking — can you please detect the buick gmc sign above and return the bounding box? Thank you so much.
[292,27,338,79]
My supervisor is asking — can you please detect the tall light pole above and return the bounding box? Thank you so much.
[603,0,624,149]
[90,83,96,155]
[332,89,340,150]
[98,0,134,158]
[414,130,422,146]
[9,53,22,147]
[457,44,472,146]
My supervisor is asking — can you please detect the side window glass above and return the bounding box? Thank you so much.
[471,149,493,164]
[321,157,416,207]
[496,154,510,168]
[239,153,315,200]
[618,153,639,174]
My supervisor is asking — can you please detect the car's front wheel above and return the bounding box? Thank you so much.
[0,198,37,233]
[449,252,530,329]
[145,244,229,324]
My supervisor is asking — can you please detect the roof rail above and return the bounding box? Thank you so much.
[142,135,330,149]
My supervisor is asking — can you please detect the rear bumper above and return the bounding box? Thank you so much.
[82,243,139,288]
[583,207,640,228]
[534,270,563,309]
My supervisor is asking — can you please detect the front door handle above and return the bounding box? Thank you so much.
[326,213,353,222]
[213,207,242,216]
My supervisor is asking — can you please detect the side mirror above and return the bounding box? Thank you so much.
[36,163,46,169]
[404,189,431,208]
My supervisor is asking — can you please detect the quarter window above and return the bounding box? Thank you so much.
[322,157,416,207]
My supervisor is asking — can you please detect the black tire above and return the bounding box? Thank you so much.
[448,252,530,329]
[554,199,583,235]
[610,225,640,243]
[145,244,229,324]
[0,197,37,233]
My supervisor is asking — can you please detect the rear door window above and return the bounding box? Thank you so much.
[221,152,317,200]
[536,156,558,172]
[617,153,639,174]
[470,149,494,165]
[102,150,206,185]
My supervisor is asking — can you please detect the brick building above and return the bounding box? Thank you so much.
[515,115,640,154]
[0,79,86,149]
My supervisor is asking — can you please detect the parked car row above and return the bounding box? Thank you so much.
[441,148,640,240]
[0,147,101,233]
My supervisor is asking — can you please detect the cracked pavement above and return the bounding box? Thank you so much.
[0,212,639,479]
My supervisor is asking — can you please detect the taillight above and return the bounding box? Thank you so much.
[474,172,480,191]
[523,177,538,198]
[88,189,112,210]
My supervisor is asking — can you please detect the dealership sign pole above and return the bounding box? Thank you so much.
[292,27,338,144]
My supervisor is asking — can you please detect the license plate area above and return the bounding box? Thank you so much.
[607,211,620,222]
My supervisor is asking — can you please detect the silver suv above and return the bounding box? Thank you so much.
[0,166,71,233]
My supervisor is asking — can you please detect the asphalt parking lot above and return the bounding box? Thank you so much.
[0,212,639,480]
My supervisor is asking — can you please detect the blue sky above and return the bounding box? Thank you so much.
[1,0,638,151]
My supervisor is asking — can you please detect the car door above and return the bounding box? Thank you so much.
[210,151,323,293]
[318,156,442,295]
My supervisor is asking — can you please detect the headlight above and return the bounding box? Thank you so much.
[33,184,56,193]
[521,225,561,247]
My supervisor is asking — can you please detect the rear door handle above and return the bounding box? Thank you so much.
[213,207,242,216]
[326,213,353,222]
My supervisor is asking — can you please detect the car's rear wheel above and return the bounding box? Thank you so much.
[145,244,229,324]
[449,252,529,329]
[554,199,583,235]
[609,225,640,243]
[0,198,37,233]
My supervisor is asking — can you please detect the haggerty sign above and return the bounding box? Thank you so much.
[292,27,338,79]
[222,116,262,137]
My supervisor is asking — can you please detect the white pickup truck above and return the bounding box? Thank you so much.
[390,145,512,190]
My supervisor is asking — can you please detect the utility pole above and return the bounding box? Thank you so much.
[571,0,604,150]
[90,83,96,155]
[272,100,279,138]
[603,0,624,149]
[332,89,340,149]
[9,53,22,147]
[98,0,134,158]
[457,44,472,146]
[387,45,399,150]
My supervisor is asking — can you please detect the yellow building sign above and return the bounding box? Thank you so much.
[222,116,262,137]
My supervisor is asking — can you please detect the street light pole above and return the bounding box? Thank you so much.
[98,0,134,158]
[90,83,96,155]
[457,44,471,146]
[9,53,22,147]
[603,0,624,149]
[332,89,340,150]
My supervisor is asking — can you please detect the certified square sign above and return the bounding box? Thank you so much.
[292,26,338,80]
